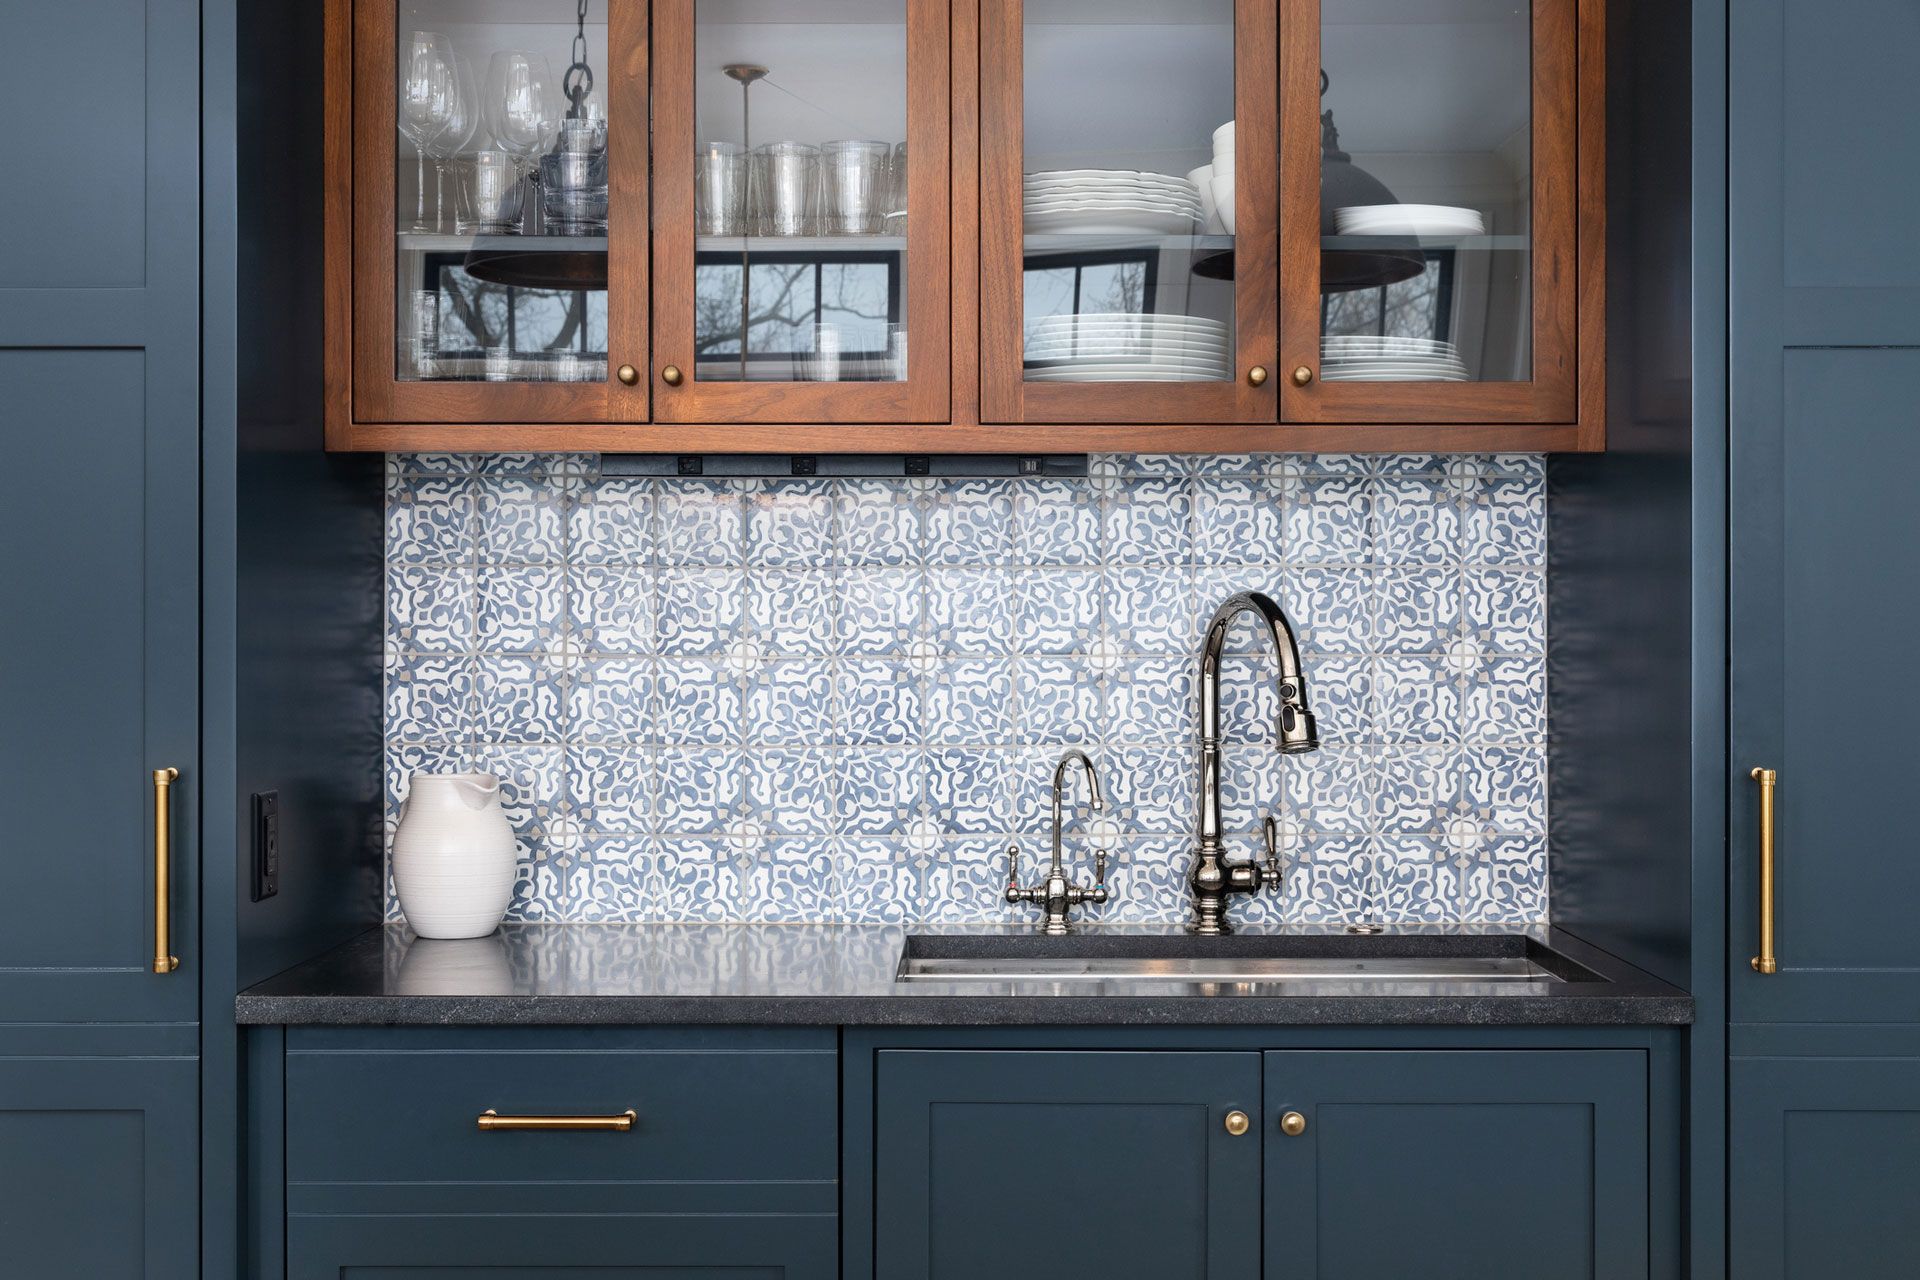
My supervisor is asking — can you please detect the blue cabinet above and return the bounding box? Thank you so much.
[1263,1050,1648,1279]
[874,1049,1263,1279]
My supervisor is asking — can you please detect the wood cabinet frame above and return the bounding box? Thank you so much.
[324,0,1606,452]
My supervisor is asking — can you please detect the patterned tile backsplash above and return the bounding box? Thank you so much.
[385,452,1549,927]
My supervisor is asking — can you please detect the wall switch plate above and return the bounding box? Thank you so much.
[251,791,280,902]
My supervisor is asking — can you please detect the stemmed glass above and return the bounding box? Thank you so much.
[422,53,479,233]
[485,51,561,234]
[397,31,457,234]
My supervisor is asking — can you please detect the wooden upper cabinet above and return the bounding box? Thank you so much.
[650,0,951,425]
[324,0,1603,451]
[337,0,649,444]
[1277,0,1600,444]
[979,0,1281,427]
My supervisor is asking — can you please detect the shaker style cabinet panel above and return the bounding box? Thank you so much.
[1730,1057,1920,1280]
[0,1055,199,1280]
[1728,347,1920,1025]
[1262,1050,1649,1280]
[872,1049,1263,1279]
[0,0,200,1028]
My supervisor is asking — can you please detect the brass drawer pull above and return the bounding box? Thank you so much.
[152,768,180,974]
[476,1109,637,1133]
[1750,767,1779,975]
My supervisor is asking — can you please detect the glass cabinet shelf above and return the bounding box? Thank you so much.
[695,235,906,254]
[1319,235,1530,252]
[397,233,610,253]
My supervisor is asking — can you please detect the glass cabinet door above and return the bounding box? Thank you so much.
[355,0,648,424]
[1279,0,1579,424]
[652,0,950,424]
[982,0,1278,425]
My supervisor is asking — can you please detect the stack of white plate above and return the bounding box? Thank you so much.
[1025,314,1230,382]
[1024,170,1202,236]
[1334,204,1486,238]
[1321,336,1469,382]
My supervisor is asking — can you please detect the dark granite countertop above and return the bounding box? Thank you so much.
[236,923,1692,1027]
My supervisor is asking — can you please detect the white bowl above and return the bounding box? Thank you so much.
[1185,165,1223,234]
[1211,174,1236,234]
[1212,120,1235,150]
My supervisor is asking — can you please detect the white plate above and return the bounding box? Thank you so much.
[1026,176,1199,193]
[1030,318,1228,337]
[1337,202,1484,225]
[1025,217,1199,236]
[1321,371,1470,382]
[1336,204,1486,237]
[1026,353,1232,371]
[1026,342,1229,361]
[1028,369,1231,383]
[1027,168,1194,186]
[1024,197,1202,214]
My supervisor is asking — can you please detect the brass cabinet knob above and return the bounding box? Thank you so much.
[1247,365,1269,387]
[1291,366,1315,387]
[1279,1110,1307,1137]
[1223,1110,1251,1137]
[660,365,685,387]
[616,364,640,386]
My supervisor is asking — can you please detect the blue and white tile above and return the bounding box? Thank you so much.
[839,567,921,654]
[468,743,566,840]
[1099,838,1189,924]
[1462,478,1546,565]
[385,740,471,828]
[1218,748,1284,830]
[386,653,476,741]
[1216,653,1279,743]
[1104,477,1194,565]
[1374,656,1464,744]
[1013,569,1102,655]
[568,477,653,565]
[1105,657,1194,745]
[652,748,744,836]
[1372,745,1451,834]
[568,745,652,832]
[837,749,922,835]
[1283,474,1372,563]
[387,475,475,564]
[925,567,1016,654]
[1463,569,1545,652]
[474,655,568,743]
[837,838,909,923]
[569,566,656,654]
[835,479,921,565]
[1372,835,1453,923]
[1455,834,1547,921]
[387,563,475,653]
[1373,477,1462,565]
[1101,746,1193,836]
[923,479,1014,564]
[1105,566,1196,653]
[740,838,841,922]
[656,568,743,656]
[475,565,566,651]
[654,659,744,746]
[569,838,659,922]
[1301,653,1374,745]
[656,480,745,566]
[749,570,840,656]
[1285,566,1376,655]
[900,836,1015,923]
[650,839,733,922]
[1373,568,1460,655]
[1288,745,1377,835]
[1014,479,1101,565]
[920,750,1010,835]
[476,477,567,563]
[746,661,834,746]
[567,657,654,745]
[1017,657,1103,745]
[1460,658,1546,741]
[1194,477,1283,565]
[922,659,1014,746]
[748,748,838,836]
[747,480,836,567]
[835,659,922,746]
[1281,833,1375,924]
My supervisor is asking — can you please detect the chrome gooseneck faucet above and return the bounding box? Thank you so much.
[1007,750,1111,935]
[1189,592,1320,935]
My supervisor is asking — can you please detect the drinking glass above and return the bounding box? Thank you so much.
[486,51,561,231]
[459,151,523,234]
[422,52,479,233]
[820,140,890,235]
[484,345,515,382]
[539,117,609,235]
[404,289,440,378]
[695,140,746,236]
[754,142,819,237]
[886,141,909,231]
[398,31,457,233]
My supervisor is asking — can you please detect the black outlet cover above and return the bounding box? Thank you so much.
[251,791,280,902]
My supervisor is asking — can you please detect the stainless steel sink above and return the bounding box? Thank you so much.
[893,934,1595,988]
[897,954,1560,984]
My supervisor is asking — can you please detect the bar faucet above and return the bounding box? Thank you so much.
[1007,750,1111,935]
[1188,592,1320,935]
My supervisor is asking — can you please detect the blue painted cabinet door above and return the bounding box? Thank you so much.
[0,0,200,1026]
[1728,0,1920,1025]
[873,1049,1262,1280]
[1731,1056,1920,1279]
[1262,1051,1649,1280]
[0,1053,199,1278]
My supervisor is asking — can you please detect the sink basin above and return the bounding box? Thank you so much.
[895,933,1599,988]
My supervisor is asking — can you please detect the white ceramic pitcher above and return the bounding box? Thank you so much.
[392,772,516,939]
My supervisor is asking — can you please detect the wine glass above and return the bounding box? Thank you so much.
[397,31,457,233]
[422,53,479,233]
[485,51,561,233]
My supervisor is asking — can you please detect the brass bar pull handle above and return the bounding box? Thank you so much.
[1750,767,1778,975]
[152,768,180,974]
[476,1109,636,1133]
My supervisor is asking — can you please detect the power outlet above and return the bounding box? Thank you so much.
[251,791,280,902]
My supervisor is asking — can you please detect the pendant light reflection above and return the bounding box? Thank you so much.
[1318,69,1424,294]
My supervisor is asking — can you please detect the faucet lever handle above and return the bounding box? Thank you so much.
[1261,816,1284,891]
[1004,843,1028,904]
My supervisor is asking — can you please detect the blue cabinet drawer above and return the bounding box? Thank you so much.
[286,1027,836,1196]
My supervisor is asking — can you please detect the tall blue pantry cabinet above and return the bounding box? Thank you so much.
[1726,1,1920,1274]
[0,0,203,1273]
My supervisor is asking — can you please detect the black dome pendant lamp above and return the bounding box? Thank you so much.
[1317,69,1425,294]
